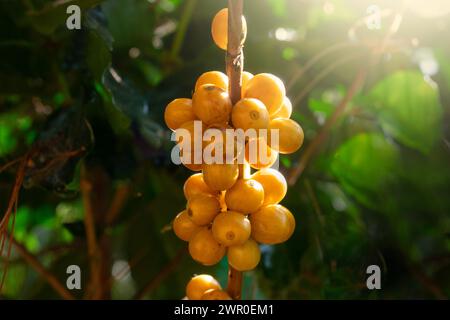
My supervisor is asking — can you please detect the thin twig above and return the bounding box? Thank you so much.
[105,183,131,226]
[287,66,368,185]
[80,164,101,299]
[226,0,244,300]
[9,236,75,300]
[170,0,198,59]
[134,247,186,299]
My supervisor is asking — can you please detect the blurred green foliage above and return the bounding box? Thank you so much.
[0,0,449,299]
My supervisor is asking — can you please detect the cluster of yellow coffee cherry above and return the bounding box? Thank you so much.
[164,8,304,300]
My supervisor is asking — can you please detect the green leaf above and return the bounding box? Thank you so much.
[367,71,443,153]
[331,132,399,207]
[87,30,111,81]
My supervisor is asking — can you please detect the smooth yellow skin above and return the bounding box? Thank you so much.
[231,98,270,131]
[268,118,304,154]
[192,85,232,126]
[164,98,196,130]
[189,228,226,266]
[249,204,295,244]
[212,211,251,246]
[251,168,287,206]
[201,289,232,300]
[187,194,221,226]
[241,71,254,96]
[211,8,247,51]
[173,210,201,242]
[271,97,293,119]
[225,179,264,213]
[227,239,261,271]
[245,137,278,170]
[202,163,239,191]
[195,71,228,92]
[183,173,218,200]
[244,73,286,116]
[186,274,221,300]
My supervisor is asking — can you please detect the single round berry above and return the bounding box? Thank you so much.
[173,210,201,242]
[203,127,243,164]
[225,179,264,213]
[195,71,228,91]
[183,173,218,200]
[193,85,232,126]
[227,239,261,271]
[245,136,278,170]
[251,168,287,206]
[186,274,221,300]
[241,71,254,96]
[164,98,196,130]
[175,120,206,166]
[271,97,292,119]
[211,8,247,50]
[187,194,221,226]
[189,228,226,266]
[202,163,239,191]
[201,289,232,300]
[231,98,270,131]
[268,118,304,154]
[244,73,286,116]
[249,204,295,244]
[212,211,251,246]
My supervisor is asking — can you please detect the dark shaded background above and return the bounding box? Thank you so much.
[0,0,449,299]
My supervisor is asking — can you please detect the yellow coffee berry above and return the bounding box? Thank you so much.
[187,194,221,226]
[271,97,292,119]
[241,71,254,96]
[249,204,295,244]
[201,289,232,300]
[183,173,218,200]
[192,85,232,126]
[250,168,287,206]
[189,228,226,266]
[225,179,264,213]
[186,274,221,300]
[245,136,278,170]
[203,127,243,163]
[173,210,201,242]
[195,71,228,92]
[202,163,239,191]
[212,211,251,246]
[227,239,261,271]
[175,120,206,160]
[164,98,196,130]
[231,98,270,131]
[244,73,286,116]
[268,118,304,154]
[211,8,247,51]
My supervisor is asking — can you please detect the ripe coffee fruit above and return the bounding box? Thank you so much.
[164,98,196,130]
[268,118,304,154]
[251,168,287,206]
[187,194,221,226]
[225,179,264,213]
[212,211,251,246]
[241,71,254,96]
[245,137,278,170]
[183,173,218,200]
[244,73,286,116]
[189,228,226,266]
[227,239,261,271]
[250,205,295,244]
[231,98,270,131]
[195,71,228,92]
[271,97,292,119]
[173,210,201,242]
[186,274,221,300]
[211,8,247,50]
[203,163,239,191]
[193,85,232,126]
[201,289,232,300]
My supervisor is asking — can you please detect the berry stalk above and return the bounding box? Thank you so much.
[226,0,244,300]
